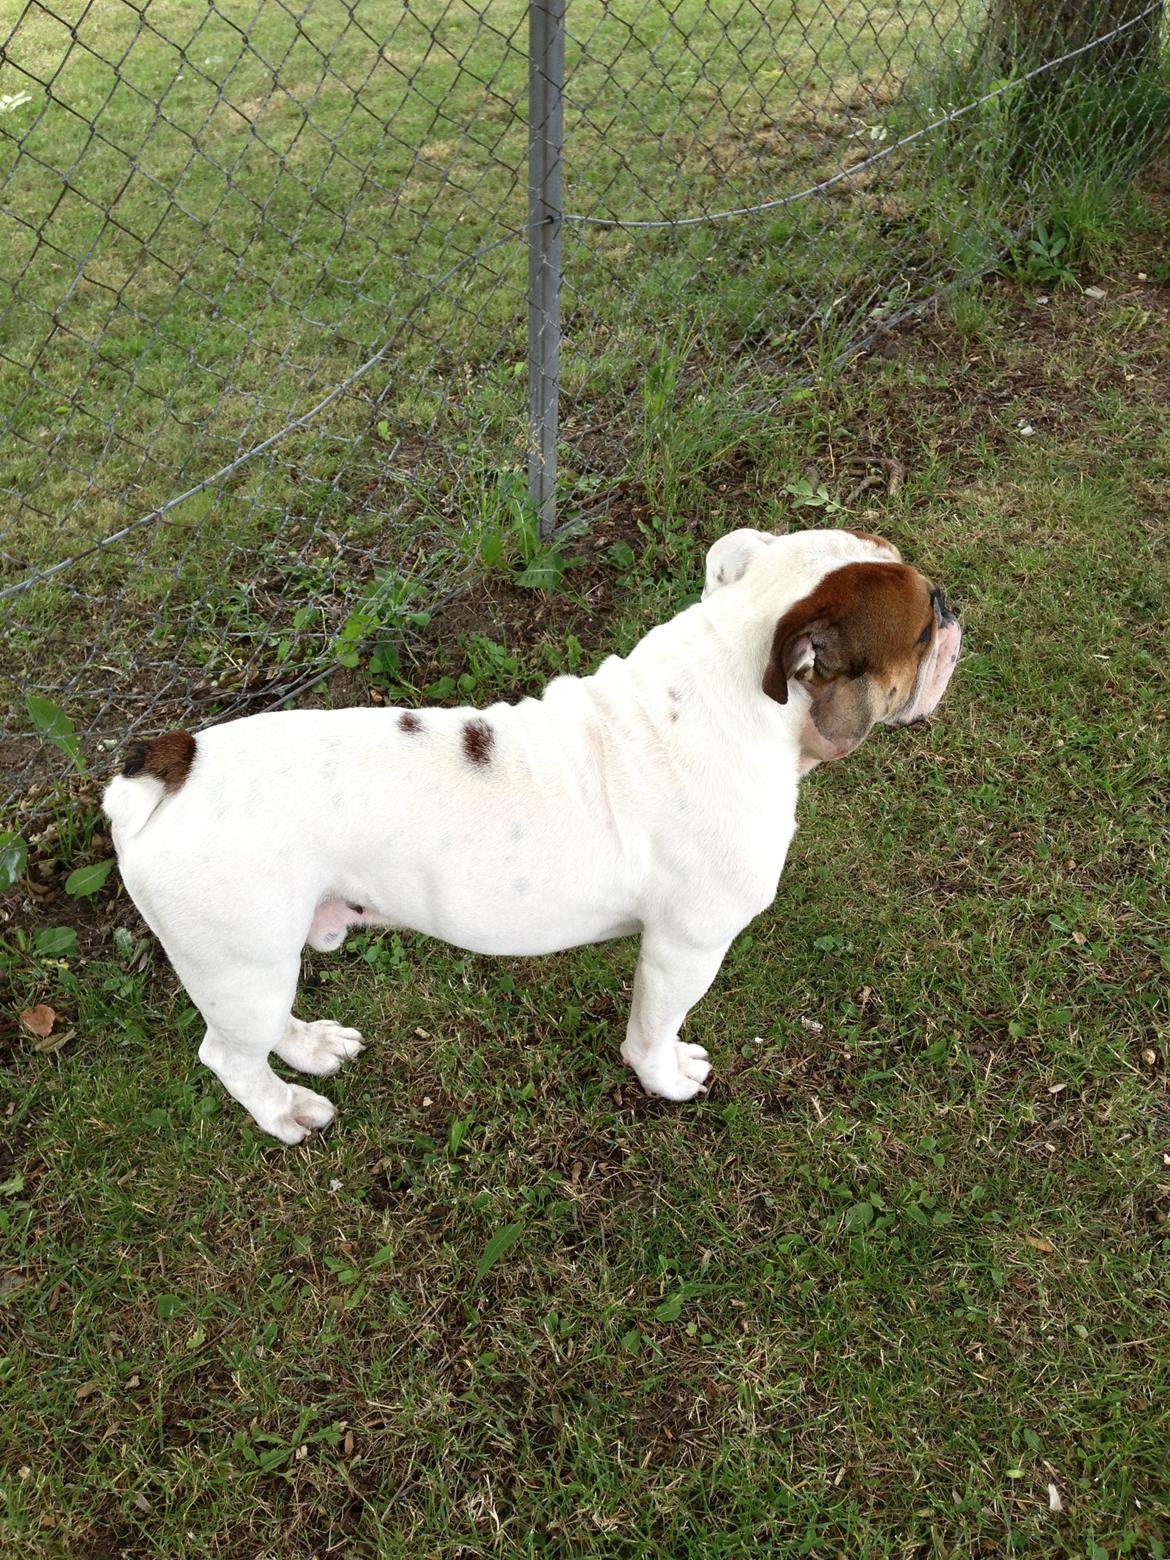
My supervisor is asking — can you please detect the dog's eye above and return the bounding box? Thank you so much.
[916,622,932,646]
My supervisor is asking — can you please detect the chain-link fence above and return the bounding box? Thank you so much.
[3,0,1167,822]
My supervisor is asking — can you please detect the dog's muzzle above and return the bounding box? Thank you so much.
[898,589,962,726]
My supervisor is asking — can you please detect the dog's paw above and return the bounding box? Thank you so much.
[275,1019,365,1077]
[625,1039,711,1101]
[261,1084,337,1145]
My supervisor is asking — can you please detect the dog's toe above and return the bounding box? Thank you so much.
[276,1019,365,1077]
[629,1039,711,1100]
[283,1085,336,1139]
[676,1042,710,1085]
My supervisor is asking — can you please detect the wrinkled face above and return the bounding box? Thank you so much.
[760,542,962,767]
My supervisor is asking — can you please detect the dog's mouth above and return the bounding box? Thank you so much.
[895,610,962,727]
[798,713,860,768]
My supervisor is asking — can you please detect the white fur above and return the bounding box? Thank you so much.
[104,527,940,1143]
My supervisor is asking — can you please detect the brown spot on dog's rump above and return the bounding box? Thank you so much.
[122,730,196,791]
[398,711,422,734]
[462,717,494,767]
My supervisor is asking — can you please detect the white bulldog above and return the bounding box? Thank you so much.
[103,527,961,1143]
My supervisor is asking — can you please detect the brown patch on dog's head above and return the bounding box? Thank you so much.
[763,561,960,761]
[122,730,197,791]
[846,529,901,560]
[398,711,422,734]
[462,717,494,767]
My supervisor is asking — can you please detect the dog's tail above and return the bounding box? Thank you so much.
[102,731,197,842]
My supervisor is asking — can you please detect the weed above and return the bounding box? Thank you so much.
[24,696,85,774]
[1008,218,1077,285]
[639,342,753,527]
[0,833,27,893]
[781,476,846,515]
[470,468,573,591]
[331,570,430,671]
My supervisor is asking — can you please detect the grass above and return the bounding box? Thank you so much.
[901,19,1170,288]
[3,255,1170,1554]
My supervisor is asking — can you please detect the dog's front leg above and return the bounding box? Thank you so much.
[620,930,731,1100]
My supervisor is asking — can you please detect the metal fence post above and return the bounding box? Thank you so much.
[527,0,565,541]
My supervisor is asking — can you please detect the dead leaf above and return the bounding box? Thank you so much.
[0,1272,26,1301]
[32,1027,75,1055]
[133,1492,151,1514]
[343,1429,355,1457]
[20,1004,56,1037]
[1025,1235,1054,1254]
[73,1382,101,1403]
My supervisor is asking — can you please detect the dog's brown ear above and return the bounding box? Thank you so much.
[761,618,822,705]
[762,564,893,754]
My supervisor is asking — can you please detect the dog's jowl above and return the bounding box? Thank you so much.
[103,527,962,1143]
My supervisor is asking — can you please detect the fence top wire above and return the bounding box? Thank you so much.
[562,0,1165,229]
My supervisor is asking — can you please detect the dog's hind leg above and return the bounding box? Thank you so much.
[178,954,336,1144]
[620,930,731,1100]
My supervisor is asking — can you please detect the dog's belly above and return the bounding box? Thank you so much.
[341,840,643,958]
[396,903,642,959]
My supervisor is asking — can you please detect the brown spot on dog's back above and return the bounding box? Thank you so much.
[398,711,422,734]
[122,730,196,792]
[462,718,494,767]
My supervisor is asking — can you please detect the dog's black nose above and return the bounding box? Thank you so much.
[931,585,957,626]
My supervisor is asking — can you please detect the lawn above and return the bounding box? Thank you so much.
[3,240,1169,1555]
[3,2,1170,1554]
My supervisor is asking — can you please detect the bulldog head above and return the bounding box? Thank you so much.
[762,547,962,767]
